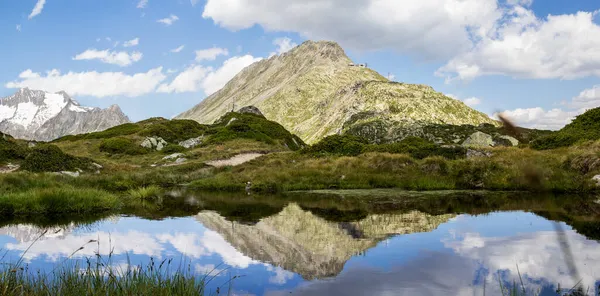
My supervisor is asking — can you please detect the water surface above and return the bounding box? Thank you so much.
[1,191,599,295]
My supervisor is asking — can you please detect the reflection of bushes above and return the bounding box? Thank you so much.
[99,138,148,155]
[21,145,92,172]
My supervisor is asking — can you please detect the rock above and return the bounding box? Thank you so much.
[28,142,37,148]
[60,171,80,178]
[593,175,600,186]
[462,132,494,148]
[499,135,519,146]
[163,153,185,160]
[179,136,203,149]
[141,136,168,151]
[92,163,103,169]
[467,149,493,159]
[175,158,187,164]
[237,106,264,117]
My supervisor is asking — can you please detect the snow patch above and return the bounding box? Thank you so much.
[32,93,68,127]
[0,105,16,122]
[68,104,92,112]
[10,102,39,127]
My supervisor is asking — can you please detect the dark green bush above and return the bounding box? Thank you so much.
[0,134,29,163]
[137,118,207,143]
[161,145,186,154]
[302,134,367,156]
[99,138,149,155]
[364,137,466,159]
[531,107,600,150]
[21,145,92,172]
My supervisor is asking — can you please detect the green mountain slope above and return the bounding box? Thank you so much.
[177,40,498,144]
[531,107,600,150]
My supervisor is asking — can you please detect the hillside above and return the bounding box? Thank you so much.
[0,88,129,141]
[531,107,600,150]
[177,40,498,144]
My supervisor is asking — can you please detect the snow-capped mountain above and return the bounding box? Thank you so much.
[0,88,130,141]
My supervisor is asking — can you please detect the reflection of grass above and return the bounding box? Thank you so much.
[0,233,234,296]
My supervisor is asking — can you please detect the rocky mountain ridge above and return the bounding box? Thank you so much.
[0,88,130,141]
[177,40,498,144]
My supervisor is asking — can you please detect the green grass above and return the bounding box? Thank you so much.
[0,187,120,217]
[127,185,162,200]
[532,107,600,150]
[20,145,93,173]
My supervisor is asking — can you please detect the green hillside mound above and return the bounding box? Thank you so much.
[0,133,29,165]
[531,107,600,150]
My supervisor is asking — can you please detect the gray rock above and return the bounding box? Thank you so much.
[141,138,153,148]
[467,149,493,159]
[60,171,80,178]
[593,175,600,186]
[462,132,494,148]
[163,153,185,160]
[237,106,264,117]
[175,158,187,164]
[141,136,168,151]
[156,142,165,151]
[0,88,129,141]
[92,163,103,169]
[179,136,203,149]
[150,137,158,147]
[499,135,519,146]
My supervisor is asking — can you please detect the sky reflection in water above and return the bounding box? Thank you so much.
[0,207,598,296]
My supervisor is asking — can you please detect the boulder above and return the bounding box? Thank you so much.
[60,171,80,178]
[237,106,264,117]
[163,153,185,160]
[179,136,203,149]
[499,135,519,146]
[462,132,494,148]
[141,137,168,151]
[466,149,493,159]
[593,175,600,186]
[175,158,187,164]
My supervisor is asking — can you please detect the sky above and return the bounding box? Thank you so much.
[1,0,600,129]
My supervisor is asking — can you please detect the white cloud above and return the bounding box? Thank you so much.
[137,0,148,9]
[191,0,200,7]
[159,55,262,95]
[170,45,185,53]
[463,97,482,107]
[157,65,211,93]
[123,38,140,48]
[270,37,297,57]
[157,14,179,26]
[16,24,21,32]
[201,55,263,95]
[499,85,600,130]
[387,74,395,81]
[28,0,46,20]
[73,49,143,67]
[5,67,167,98]
[195,47,229,62]
[203,0,600,81]
[496,108,578,130]
[437,9,600,81]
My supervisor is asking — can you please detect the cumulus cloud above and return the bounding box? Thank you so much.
[137,0,148,9]
[203,0,600,81]
[5,67,166,98]
[499,85,600,130]
[201,55,263,95]
[170,45,185,53]
[28,0,46,19]
[159,55,262,95]
[157,14,179,26]
[157,65,210,93]
[447,94,483,108]
[195,47,229,62]
[73,49,143,67]
[123,38,140,48]
[269,37,297,57]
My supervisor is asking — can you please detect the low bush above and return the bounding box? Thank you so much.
[137,118,207,143]
[20,145,92,172]
[0,134,29,163]
[99,138,149,155]
[302,134,367,156]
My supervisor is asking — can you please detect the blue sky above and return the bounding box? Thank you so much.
[1,0,599,129]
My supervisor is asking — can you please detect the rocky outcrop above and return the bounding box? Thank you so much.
[196,204,455,279]
[163,153,185,160]
[176,41,498,144]
[141,137,167,151]
[237,106,264,117]
[500,135,519,146]
[178,136,203,149]
[593,175,600,186]
[462,131,494,148]
[467,149,493,159]
[0,88,130,141]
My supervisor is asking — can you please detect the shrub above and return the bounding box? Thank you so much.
[137,118,207,143]
[20,145,92,173]
[364,137,466,159]
[302,134,367,156]
[0,134,29,163]
[99,138,149,155]
[127,186,162,200]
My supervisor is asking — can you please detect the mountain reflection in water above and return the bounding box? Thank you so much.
[0,191,599,295]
